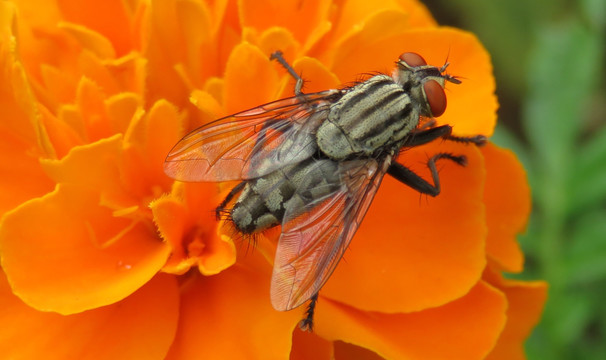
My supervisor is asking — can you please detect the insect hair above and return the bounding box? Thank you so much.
[216,208,262,255]
[339,71,386,90]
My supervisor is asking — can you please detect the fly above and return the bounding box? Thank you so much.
[164,51,486,331]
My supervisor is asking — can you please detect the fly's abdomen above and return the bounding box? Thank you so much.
[231,159,340,233]
[317,75,418,160]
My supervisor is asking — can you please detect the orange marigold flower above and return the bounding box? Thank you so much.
[0,0,546,359]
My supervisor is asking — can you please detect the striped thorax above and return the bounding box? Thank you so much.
[317,75,416,160]
[317,52,455,161]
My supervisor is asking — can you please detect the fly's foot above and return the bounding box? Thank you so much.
[298,293,319,332]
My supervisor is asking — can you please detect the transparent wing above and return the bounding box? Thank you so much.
[270,156,392,311]
[164,90,339,182]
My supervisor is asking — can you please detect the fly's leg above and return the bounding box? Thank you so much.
[408,125,486,147]
[248,51,302,156]
[444,134,487,146]
[299,293,319,332]
[398,126,484,195]
[270,51,304,96]
[407,125,452,146]
[216,181,247,220]
[387,153,467,197]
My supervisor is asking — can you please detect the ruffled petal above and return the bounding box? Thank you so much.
[316,281,506,360]
[165,255,300,360]
[57,0,133,56]
[143,0,189,108]
[105,92,143,135]
[151,182,236,276]
[189,89,223,129]
[40,134,130,204]
[0,183,171,314]
[0,132,54,215]
[40,104,84,158]
[123,99,183,197]
[58,22,116,59]
[323,141,486,312]
[483,144,530,272]
[74,76,113,141]
[223,42,280,113]
[176,0,214,80]
[239,0,332,49]
[484,270,548,360]
[291,328,333,360]
[0,2,55,157]
[334,341,383,360]
[0,270,179,360]
[330,0,436,44]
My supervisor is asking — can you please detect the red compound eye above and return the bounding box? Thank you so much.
[423,80,447,117]
[399,52,427,67]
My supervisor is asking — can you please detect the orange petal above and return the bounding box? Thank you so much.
[0,183,171,314]
[0,3,55,157]
[40,134,129,203]
[143,0,191,109]
[40,103,84,158]
[223,42,280,113]
[40,63,78,106]
[123,99,183,196]
[396,0,437,28]
[484,271,548,360]
[75,76,113,141]
[10,0,81,84]
[258,26,300,63]
[238,0,332,47]
[332,27,497,136]
[0,270,179,360]
[291,328,333,360]
[105,92,142,135]
[151,182,236,276]
[76,49,121,96]
[329,8,411,67]
[189,89,223,128]
[316,281,506,360]
[165,254,300,360]
[174,0,215,85]
[138,100,183,184]
[57,0,133,56]
[58,103,87,140]
[104,52,148,96]
[0,132,54,215]
[483,144,529,272]
[334,341,384,360]
[58,22,116,59]
[324,141,486,312]
[330,0,436,46]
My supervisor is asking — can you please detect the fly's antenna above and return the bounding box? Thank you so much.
[440,47,462,84]
[443,47,451,69]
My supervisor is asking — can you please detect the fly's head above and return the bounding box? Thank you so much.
[393,52,461,118]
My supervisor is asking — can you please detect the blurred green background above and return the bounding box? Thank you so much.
[424,0,606,359]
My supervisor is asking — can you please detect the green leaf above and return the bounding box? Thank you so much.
[524,21,599,170]
[523,20,602,209]
[547,290,593,348]
[581,0,606,29]
[564,210,606,285]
